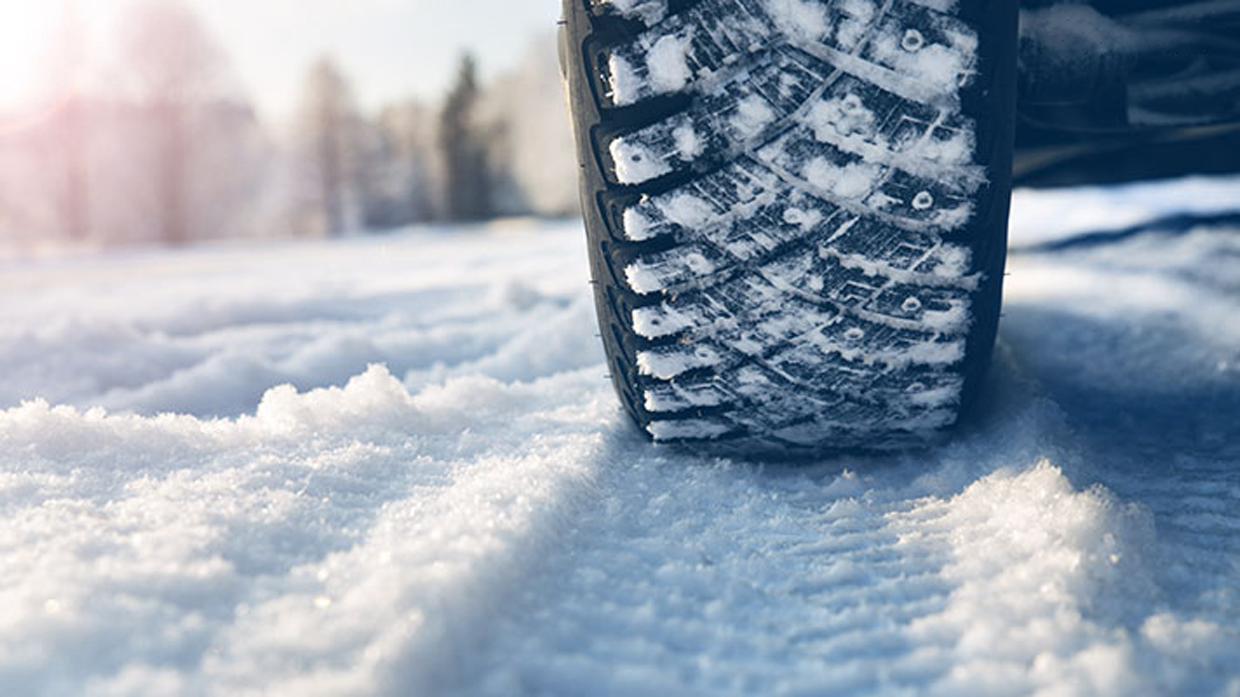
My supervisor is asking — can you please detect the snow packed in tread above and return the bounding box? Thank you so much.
[592,0,985,445]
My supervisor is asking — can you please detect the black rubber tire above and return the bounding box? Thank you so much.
[561,0,1017,455]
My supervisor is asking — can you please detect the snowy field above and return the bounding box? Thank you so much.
[2,178,1239,696]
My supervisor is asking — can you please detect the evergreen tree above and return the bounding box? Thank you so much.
[439,54,492,222]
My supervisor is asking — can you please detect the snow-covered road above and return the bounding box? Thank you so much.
[2,180,1238,696]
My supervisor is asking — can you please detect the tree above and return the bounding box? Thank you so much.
[299,56,359,236]
[373,101,437,225]
[48,6,90,241]
[477,34,581,218]
[120,1,225,245]
[438,54,493,222]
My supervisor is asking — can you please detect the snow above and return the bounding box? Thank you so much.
[764,0,832,44]
[3,177,1240,694]
[672,122,704,160]
[622,191,719,241]
[621,206,655,241]
[646,34,694,95]
[610,136,672,184]
[804,157,882,199]
[1019,4,1136,72]
[606,27,696,108]
[804,92,982,198]
[637,344,724,380]
[1008,174,1240,247]
[603,0,668,24]
[606,53,642,107]
[867,17,975,96]
[732,94,778,140]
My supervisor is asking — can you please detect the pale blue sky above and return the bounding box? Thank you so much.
[0,0,560,121]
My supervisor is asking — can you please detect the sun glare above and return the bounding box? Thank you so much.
[0,4,63,110]
[0,1,111,116]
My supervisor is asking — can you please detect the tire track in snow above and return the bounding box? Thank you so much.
[999,226,1240,689]
[476,401,1240,695]
[474,456,957,695]
[470,226,1240,695]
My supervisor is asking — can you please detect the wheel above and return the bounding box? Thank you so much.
[561,0,1017,455]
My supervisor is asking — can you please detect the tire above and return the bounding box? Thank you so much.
[561,0,1017,455]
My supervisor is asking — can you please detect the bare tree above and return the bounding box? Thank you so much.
[55,98,90,242]
[299,56,359,236]
[479,34,580,218]
[120,1,225,245]
[375,101,438,225]
[28,3,92,242]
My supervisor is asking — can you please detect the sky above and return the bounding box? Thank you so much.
[0,0,560,122]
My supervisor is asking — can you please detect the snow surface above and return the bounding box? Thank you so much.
[3,178,1240,695]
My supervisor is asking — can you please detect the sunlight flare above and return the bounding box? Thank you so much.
[0,0,109,122]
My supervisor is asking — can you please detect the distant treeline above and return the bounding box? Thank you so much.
[0,3,578,248]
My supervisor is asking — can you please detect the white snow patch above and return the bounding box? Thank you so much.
[732,94,777,140]
[934,243,972,277]
[835,0,878,49]
[624,262,663,294]
[610,137,672,184]
[923,303,970,332]
[1009,174,1240,247]
[764,0,831,43]
[632,305,696,339]
[903,462,1167,695]
[782,207,823,232]
[672,122,704,160]
[808,94,876,142]
[647,419,730,440]
[815,336,965,369]
[869,23,974,96]
[607,54,642,107]
[804,157,881,199]
[636,346,722,379]
[657,193,716,229]
[910,128,974,166]
[605,0,668,24]
[622,206,655,241]
[646,33,694,95]
[930,202,973,232]
[625,251,716,293]
[906,382,961,408]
